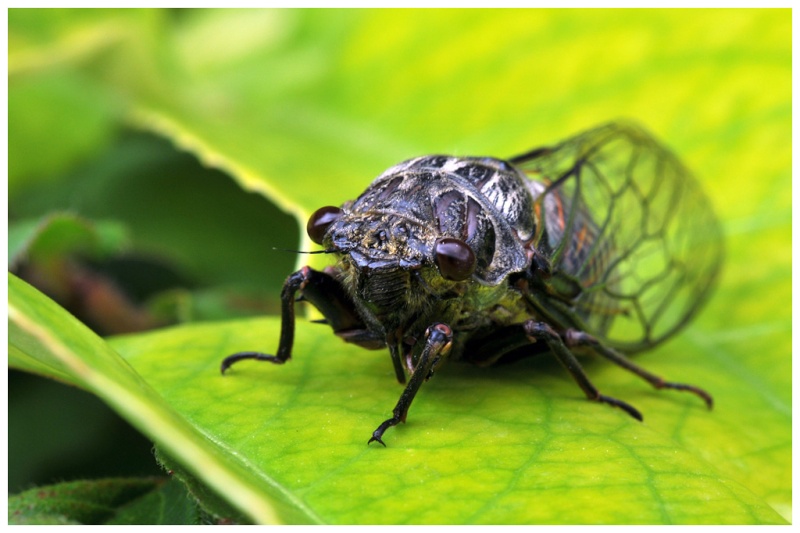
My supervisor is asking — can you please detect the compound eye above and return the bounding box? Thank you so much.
[434,237,476,281]
[307,206,341,245]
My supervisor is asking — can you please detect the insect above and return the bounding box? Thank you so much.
[221,122,723,446]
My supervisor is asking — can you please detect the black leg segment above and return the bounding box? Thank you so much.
[523,321,644,421]
[368,323,453,447]
[221,266,375,374]
[220,267,310,373]
[565,330,713,409]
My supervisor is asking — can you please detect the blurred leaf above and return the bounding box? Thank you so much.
[8,477,200,525]
[7,370,163,493]
[128,9,790,223]
[9,213,128,269]
[11,133,298,307]
[105,478,202,525]
[9,478,159,525]
[8,70,121,193]
[9,6,137,184]
[9,8,131,68]
[9,213,162,335]
[146,286,278,324]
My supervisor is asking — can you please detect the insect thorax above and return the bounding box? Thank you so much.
[331,156,537,276]
[320,155,547,340]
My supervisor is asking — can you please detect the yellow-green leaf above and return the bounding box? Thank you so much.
[8,8,790,525]
[8,273,318,524]
[107,312,787,524]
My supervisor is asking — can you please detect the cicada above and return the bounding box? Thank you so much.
[221,122,723,446]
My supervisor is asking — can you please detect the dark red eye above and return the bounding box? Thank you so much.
[307,206,341,245]
[434,237,476,281]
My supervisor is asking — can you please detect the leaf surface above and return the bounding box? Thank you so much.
[8,8,790,525]
[8,273,317,524]
[104,308,787,524]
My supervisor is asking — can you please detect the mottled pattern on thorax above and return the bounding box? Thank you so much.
[344,155,537,285]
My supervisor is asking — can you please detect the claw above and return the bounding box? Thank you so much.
[368,417,399,447]
[368,435,387,447]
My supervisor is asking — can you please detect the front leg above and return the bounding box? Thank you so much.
[368,323,453,447]
[220,266,381,373]
[220,267,309,372]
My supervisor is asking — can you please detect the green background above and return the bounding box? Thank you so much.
[8,8,791,524]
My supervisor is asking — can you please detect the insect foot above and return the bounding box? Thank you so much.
[220,351,285,374]
[368,323,453,447]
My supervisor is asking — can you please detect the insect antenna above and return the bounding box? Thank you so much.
[272,247,338,254]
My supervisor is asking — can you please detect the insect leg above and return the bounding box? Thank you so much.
[303,269,403,382]
[524,321,644,421]
[220,266,380,373]
[220,268,308,373]
[368,323,453,447]
[565,330,714,409]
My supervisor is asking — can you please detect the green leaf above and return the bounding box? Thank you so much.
[8,8,790,525]
[105,478,202,525]
[105,312,786,524]
[9,212,128,269]
[12,265,789,523]
[8,478,159,525]
[8,273,317,524]
[9,69,121,193]
[11,133,299,307]
[153,446,250,524]
[8,477,200,525]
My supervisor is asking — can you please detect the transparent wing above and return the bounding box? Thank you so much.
[510,122,723,352]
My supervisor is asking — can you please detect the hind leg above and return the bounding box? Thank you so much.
[465,321,643,421]
[565,330,713,409]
